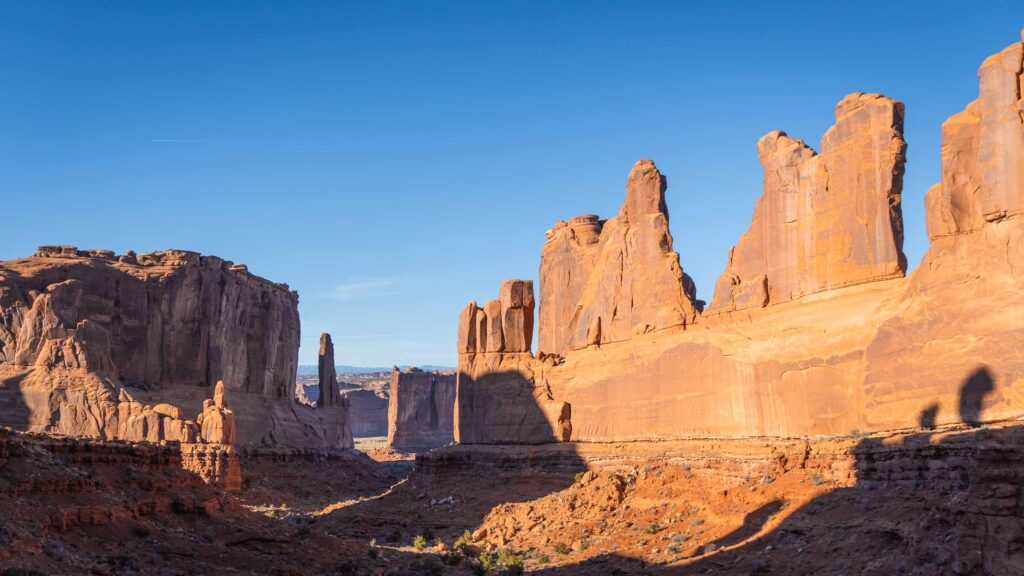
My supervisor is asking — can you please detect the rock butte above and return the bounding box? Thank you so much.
[342,388,389,437]
[0,248,352,451]
[386,367,456,452]
[456,34,1024,443]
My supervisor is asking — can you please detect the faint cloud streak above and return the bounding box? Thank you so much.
[323,278,400,301]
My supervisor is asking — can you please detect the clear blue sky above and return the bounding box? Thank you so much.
[1,2,1019,366]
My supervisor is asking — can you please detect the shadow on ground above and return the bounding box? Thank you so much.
[319,367,587,547]
[532,365,1024,575]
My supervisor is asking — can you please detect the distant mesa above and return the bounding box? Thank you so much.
[0,247,351,452]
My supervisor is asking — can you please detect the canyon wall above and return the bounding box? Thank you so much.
[0,248,352,449]
[455,32,1024,444]
[386,367,456,451]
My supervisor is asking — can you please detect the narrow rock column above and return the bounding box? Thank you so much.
[318,333,338,407]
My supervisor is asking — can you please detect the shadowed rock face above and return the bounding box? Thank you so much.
[0,248,351,449]
[707,93,908,314]
[456,281,571,444]
[317,333,339,407]
[386,367,455,452]
[342,388,388,437]
[455,33,1024,444]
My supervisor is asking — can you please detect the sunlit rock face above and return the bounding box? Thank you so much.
[454,33,1024,444]
[926,37,1024,238]
[707,93,908,315]
[538,160,700,356]
[0,248,351,449]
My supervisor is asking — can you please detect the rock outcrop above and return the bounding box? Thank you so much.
[317,333,339,407]
[706,93,908,314]
[0,248,351,450]
[198,381,238,445]
[538,160,700,355]
[455,32,1024,444]
[386,367,456,452]
[455,280,572,444]
[925,37,1024,238]
[342,388,389,437]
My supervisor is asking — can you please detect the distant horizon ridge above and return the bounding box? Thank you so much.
[296,364,455,375]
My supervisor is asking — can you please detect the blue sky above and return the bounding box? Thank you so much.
[1,2,1019,366]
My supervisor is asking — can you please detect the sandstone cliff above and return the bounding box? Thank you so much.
[0,248,352,450]
[455,32,1024,444]
[706,93,908,314]
[342,388,389,437]
[455,280,571,444]
[386,367,456,452]
[538,160,700,355]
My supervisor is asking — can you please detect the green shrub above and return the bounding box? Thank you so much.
[479,551,498,571]
[413,535,428,551]
[574,471,586,484]
[453,530,472,554]
[538,554,551,564]
[498,548,524,565]
[552,542,570,555]
[441,547,463,566]
[644,523,661,534]
[468,559,486,576]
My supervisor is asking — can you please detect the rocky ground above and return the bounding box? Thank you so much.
[2,422,1022,575]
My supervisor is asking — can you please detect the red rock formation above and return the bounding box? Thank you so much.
[455,280,572,444]
[707,93,908,314]
[538,160,700,355]
[386,367,456,452]
[926,36,1024,238]
[341,388,389,437]
[198,381,238,445]
[0,248,351,449]
[456,33,1024,443]
[317,333,339,407]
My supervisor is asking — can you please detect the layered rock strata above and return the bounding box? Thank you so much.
[455,280,572,444]
[538,160,700,355]
[386,367,456,452]
[455,32,1024,443]
[0,248,351,449]
[707,93,908,314]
